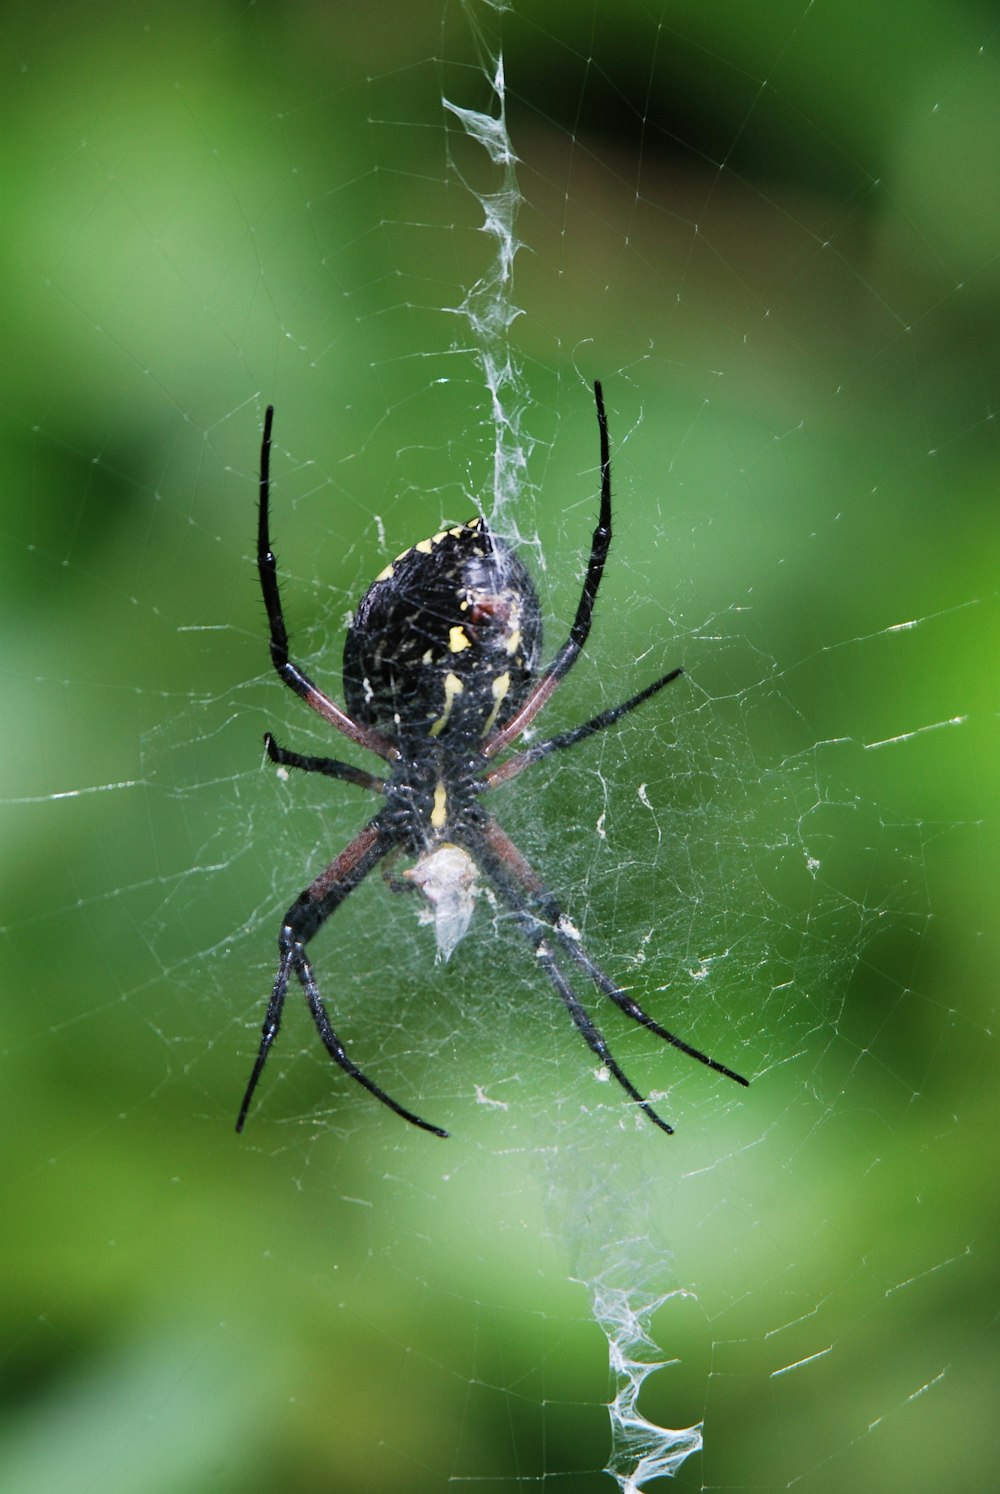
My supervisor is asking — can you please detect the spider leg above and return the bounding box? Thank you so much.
[264,732,387,794]
[236,817,448,1137]
[465,817,678,1133]
[258,406,397,762]
[379,845,417,894]
[484,380,613,758]
[551,920,749,1087]
[472,816,748,1095]
[532,934,674,1134]
[485,668,683,790]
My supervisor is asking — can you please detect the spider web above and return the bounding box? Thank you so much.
[1,2,997,1491]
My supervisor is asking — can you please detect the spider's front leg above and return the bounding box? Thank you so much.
[236,816,448,1137]
[530,931,677,1134]
[467,816,748,1131]
[464,817,676,1132]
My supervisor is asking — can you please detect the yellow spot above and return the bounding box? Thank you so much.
[428,671,464,737]
[415,538,433,554]
[448,526,465,538]
[375,562,395,583]
[431,530,447,545]
[431,780,448,829]
[421,648,434,664]
[448,625,471,653]
[505,628,521,656]
[480,671,510,736]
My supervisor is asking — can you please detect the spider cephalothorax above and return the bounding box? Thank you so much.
[238,383,748,1137]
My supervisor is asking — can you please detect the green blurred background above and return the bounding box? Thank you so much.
[1,1,997,1490]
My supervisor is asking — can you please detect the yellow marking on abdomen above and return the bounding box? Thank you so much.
[448,625,471,653]
[480,670,510,736]
[431,780,448,829]
[428,670,464,737]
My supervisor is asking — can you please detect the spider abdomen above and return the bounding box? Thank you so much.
[342,517,542,743]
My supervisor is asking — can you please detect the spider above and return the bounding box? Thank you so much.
[237,382,748,1137]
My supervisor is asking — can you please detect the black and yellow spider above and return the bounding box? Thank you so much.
[238,382,748,1136]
